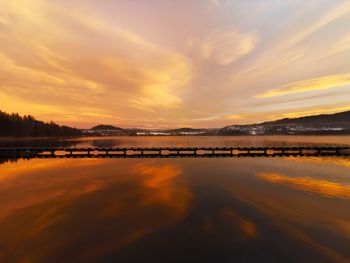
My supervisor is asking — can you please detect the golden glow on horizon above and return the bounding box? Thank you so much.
[0,0,349,128]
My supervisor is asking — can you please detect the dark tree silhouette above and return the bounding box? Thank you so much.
[0,111,81,137]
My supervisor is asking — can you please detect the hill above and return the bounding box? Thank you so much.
[220,110,350,135]
[91,125,124,131]
[262,111,350,127]
[84,124,126,136]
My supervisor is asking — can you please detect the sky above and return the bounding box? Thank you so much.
[0,0,350,129]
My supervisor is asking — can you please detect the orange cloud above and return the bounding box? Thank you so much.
[0,0,193,127]
[256,74,350,98]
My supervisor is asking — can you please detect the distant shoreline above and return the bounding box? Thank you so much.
[1,110,349,137]
[2,134,350,141]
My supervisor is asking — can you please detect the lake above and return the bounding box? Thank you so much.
[1,136,350,263]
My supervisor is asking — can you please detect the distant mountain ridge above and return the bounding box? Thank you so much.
[91,125,124,131]
[260,110,350,127]
[84,110,350,136]
[221,110,350,135]
[1,110,349,137]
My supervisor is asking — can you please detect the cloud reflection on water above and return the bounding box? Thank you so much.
[257,172,350,199]
[0,159,191,263]
[1,156,350,262]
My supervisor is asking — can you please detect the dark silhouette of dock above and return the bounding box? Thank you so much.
[0,146,349,159]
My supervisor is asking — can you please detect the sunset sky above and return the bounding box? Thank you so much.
[1,0,350,128]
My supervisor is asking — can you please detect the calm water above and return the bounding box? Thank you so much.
[1,136,350,263]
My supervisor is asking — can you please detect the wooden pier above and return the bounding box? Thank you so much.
[0,146,349,159]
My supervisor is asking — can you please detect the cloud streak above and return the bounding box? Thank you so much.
[257,74,350,98]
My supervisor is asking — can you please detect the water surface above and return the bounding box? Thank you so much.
[1,136,350,263]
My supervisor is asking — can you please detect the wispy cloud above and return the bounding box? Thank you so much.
[200,29,259,65]
[287,1,350,48]
[234,1,350,82]
[212,0,220,7]
[328,35,350,56]
[256,74,350,98]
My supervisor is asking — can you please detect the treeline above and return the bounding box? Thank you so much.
[0,111,82,137]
